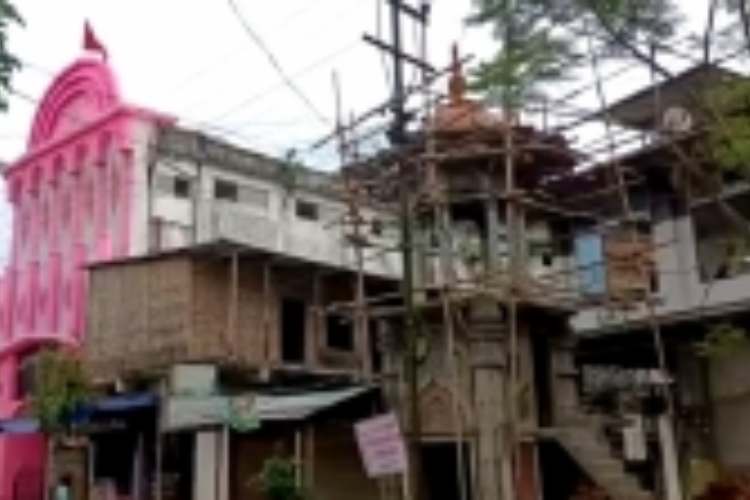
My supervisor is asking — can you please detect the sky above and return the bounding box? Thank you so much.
[0,0,736,264]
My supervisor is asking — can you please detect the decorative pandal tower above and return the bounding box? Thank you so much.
[376,46,585,500]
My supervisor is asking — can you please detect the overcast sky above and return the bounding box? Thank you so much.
[0,0,737,264]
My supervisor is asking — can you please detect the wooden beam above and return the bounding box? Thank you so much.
[363,34,436,75]
[227,251,240,351]
[262,262,272,366]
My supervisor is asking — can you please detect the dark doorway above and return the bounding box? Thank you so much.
[420,442,472,500]
[538,441,584,500]
[532,334,553,427]
[93,433,136,496]
[281,298,306,363]
[162,432,194,500]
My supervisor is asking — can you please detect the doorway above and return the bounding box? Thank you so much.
[532,334,553,427]
[281,298,306,364]
[420,442,472,500]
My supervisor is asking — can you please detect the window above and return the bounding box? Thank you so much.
[574,231,606,296]
[326,314,354,351]
[214,179,238,202]
[174,176,192,199]
[295,200,319,221]
[541,252,554,267]
[371,218,384,237]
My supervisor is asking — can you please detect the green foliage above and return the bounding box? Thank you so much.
[466,0,681,109]
[695,323,750,358]
[30,349,89,433]
[0,0,23,111]
[260,457,302,500]
[705,79,750,177]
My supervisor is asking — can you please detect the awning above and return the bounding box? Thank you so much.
[0,418,39,434]
[89,392,157,413]
[163,386,375,431]
[0,392,158,435]
[256,386,373,421]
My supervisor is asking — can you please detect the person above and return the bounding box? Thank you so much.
[54,474,73,500]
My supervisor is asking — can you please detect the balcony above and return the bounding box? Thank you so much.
[196,200,402,279]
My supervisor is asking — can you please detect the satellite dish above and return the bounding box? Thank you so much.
[662,107,694,133]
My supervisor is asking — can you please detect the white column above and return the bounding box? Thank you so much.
[658,414,683,500]
[194,431,219,500]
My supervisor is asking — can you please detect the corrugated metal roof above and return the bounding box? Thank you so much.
[255,386,373,421]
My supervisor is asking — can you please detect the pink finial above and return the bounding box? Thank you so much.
[83,21,108,61]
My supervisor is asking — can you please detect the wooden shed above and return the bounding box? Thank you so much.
[85,242,392,383]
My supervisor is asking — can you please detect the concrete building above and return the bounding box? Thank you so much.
[0,47,398,500]
[566,64,750,499]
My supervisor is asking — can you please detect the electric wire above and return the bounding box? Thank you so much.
[226,0,331,126]
[163,0,330,98]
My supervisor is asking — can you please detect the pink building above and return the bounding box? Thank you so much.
[0,50,170,499]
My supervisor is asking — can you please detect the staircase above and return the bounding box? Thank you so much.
[545,416,654,500]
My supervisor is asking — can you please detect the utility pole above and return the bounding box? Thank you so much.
[364,3,431,499]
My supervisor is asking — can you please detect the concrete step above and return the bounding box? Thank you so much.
[553,419,654,500]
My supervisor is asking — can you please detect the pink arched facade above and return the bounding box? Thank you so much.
[0,55,171,499]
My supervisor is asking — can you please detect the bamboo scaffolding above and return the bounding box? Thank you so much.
[324,22,750,500]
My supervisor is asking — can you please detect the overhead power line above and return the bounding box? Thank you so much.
[163,0,330,99]
[226,0,331,126]
[201,39,359,125]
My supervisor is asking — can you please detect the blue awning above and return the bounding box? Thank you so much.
[90,392,157,413]
[0,418,39,434]
[0,392,158,435]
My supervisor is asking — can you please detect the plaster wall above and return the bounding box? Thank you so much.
[148,155,402,277]
[709,350,750,472]
[570,213,750,335]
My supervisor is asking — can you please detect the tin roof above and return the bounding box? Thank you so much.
[589,63,744,131]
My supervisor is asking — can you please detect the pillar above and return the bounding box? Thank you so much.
[550,336,581,425]
[469,298,513,500]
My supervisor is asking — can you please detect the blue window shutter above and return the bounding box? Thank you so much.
[575,232,606,296]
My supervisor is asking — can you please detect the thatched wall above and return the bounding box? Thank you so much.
[87,255,192,382]
[86,254,367,382]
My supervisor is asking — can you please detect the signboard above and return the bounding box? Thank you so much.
[163,396,229,431]
[227,395,260,432]
[355,413,408,478]
[163,395,260,432]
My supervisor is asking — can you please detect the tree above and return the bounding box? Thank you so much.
[720,0,750,53]
[29,349,89,500]
[466,0,682,109]
[0,0,22,111]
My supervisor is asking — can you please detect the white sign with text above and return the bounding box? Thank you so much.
[355,413,408,478]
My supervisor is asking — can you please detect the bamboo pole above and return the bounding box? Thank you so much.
[436,203,469,500]
[227,251,239,352]
[503,127,520,500]
[350,185,373,379]
[585,23,683,500]
[294,428,303,489]
[262,262,272,368]
[155,379,165,500]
